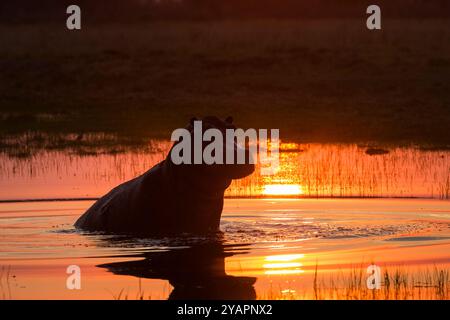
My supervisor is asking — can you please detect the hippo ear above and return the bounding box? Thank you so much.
[225,116,233,124]
[190,117,198,125]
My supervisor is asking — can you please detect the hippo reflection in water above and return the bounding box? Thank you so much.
[98,242,256,300]
[75,116,255,236]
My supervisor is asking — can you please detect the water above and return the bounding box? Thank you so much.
[1,198,449,299]
[1,138,450,299]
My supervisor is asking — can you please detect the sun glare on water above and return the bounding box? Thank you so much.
[262,184,303,196]
[263,254,305,275]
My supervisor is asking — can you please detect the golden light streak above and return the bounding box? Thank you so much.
[263,262,303,269]
[262,184,303,196]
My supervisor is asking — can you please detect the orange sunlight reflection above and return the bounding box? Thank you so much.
[263,254,305,275]
[262,184,303,196]
[2,140,450,200]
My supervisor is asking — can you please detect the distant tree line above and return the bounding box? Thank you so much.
[1,0,449,23]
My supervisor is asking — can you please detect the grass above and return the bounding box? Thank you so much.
[310,264,450,300]
[108,278,170,300]
[1,19,450,145]
[0,131,154,157]
[2,263,448,300]
[256,264,450,300]
[107,264,450,300]
[0,266,13,300]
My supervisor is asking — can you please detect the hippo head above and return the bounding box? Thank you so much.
[168,116,255,192]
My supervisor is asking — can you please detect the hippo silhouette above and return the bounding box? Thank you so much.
[98,242,256,300]
[74,116,254,235]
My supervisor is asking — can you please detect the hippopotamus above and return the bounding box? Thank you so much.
[74,116,255,236]
[98,242,256,300]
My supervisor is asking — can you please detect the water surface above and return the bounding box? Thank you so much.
[1,139,450,299]
[1,198,449,299]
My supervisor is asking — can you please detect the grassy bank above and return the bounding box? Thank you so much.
[1,19,450,144]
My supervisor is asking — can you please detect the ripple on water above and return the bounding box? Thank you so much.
[221,219,448,244]
[1,200,450,260]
